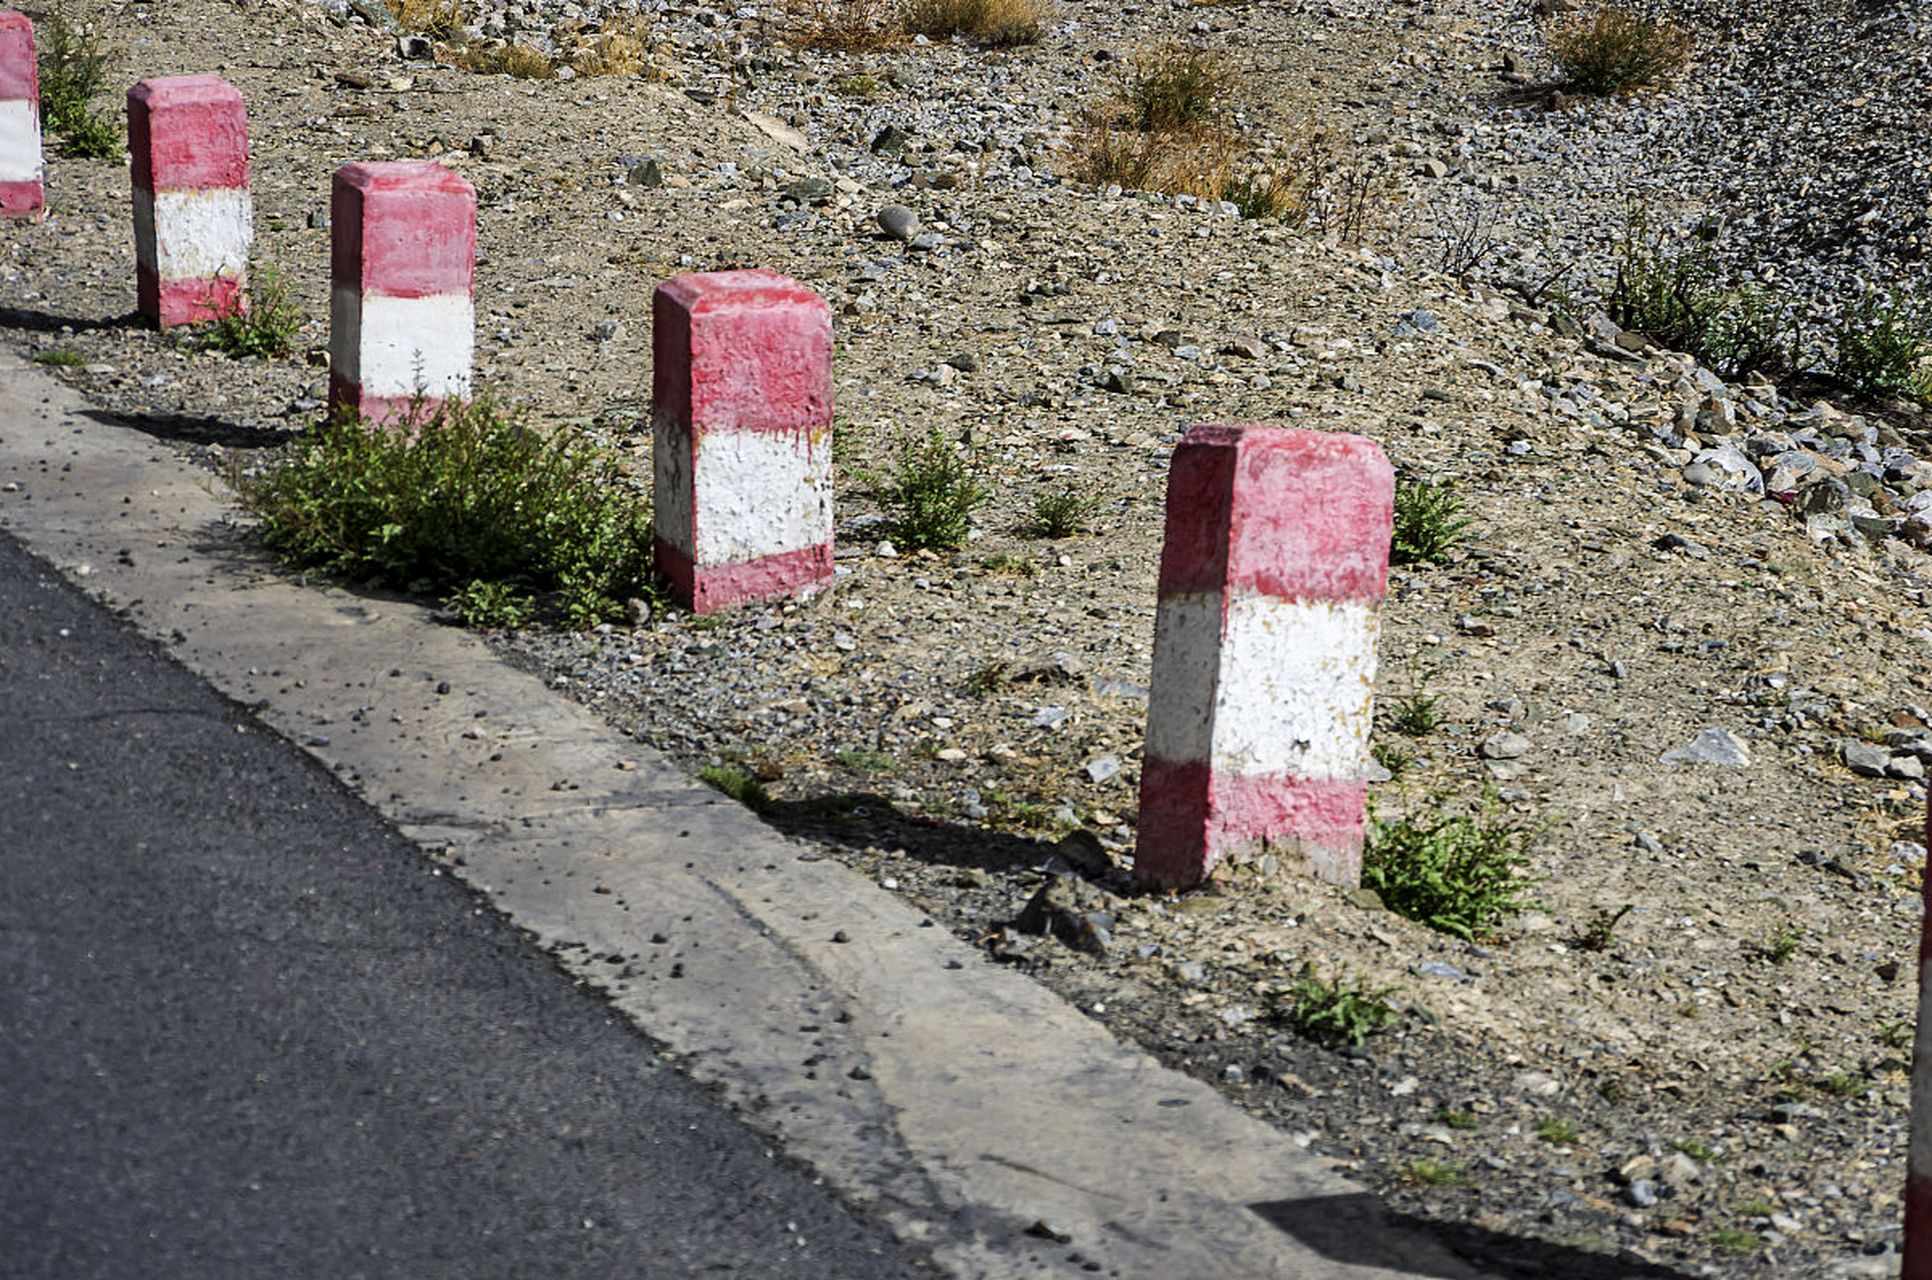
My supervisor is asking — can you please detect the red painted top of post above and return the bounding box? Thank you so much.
[1156,425,1393,603]
[330,161,476,299]
[653,269,832,434]
[0,12,37,103]
[127,75,249,192]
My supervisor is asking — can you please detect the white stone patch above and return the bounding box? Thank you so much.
[1144,591,1224,766]
[135,187,253,282]
[331,286,473,398]
[1213,594,1379,779]
[689,427,832,565]
[0,98,42,183]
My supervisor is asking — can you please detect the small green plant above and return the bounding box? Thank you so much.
[1732,1198,1777,1218]
[1391,476,1471,566]
[1031,485,1101,538]
[835,748,896,774]
[1534,1118,1577,1145]
[1814,1070,1867,1099]
[1545,5,1691,95]
[1364,796,1539,941]
[1709,1228,1761,1256]
[1402,1158,1463,1187]
[904,0,1047,46]
[32,348,84,367]
[835,72,884,99]
[237,393,656,628]
[1370,740,1414,780]
[981,552,1038,576]
[1436,1109,1480,1131]
[1880,1020,1914,1051]
[1671,1138,1718,1163]
[199,266,303,359]
[698,764,772,812]
[1122,42,1235,131]
[1281,970,1398,1046]
[1577,902,1635,952]
[1762,922,1802,965]
[1833,289,1932,402]
[884,426,991,552]
[1596,1077,1626,1103]
[1606,210,1794,379]
[446,579,534,628]
[1387,687,1442,737]
[36,13,121,160]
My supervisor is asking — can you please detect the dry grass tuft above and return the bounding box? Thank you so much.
[386,0,466,38]
[785,0,905,52]
[905,0,1048,47]
[570,16,659,77]
[455,40,557,78]
[1546,5,1691,95]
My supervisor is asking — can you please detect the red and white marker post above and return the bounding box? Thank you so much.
[1134,425,1393,890]
[651,269,834,614]
[0,11,43,220]
[329,161,475,427]
[1906,799,1932,1279]
[128,75,252,327]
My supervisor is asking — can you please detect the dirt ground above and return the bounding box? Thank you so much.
[6,0,1932,1273]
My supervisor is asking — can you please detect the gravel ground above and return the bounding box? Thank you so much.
[7,0,1932,1274]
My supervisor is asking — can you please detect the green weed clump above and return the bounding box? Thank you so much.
[1832,290,1932,402]
[32,348,84,367]
[1281,971,1397,1046]
[698,764,772,812]
[1364,797,1538,941]
[885,426,990,551]
[1546,5,1691,95]
[238,395,655,628]
[1030,484,1100,538]
[1391,476,1471,566]
[1606,214,1794,379]
[36,13,121,160]
[199,267,303,359]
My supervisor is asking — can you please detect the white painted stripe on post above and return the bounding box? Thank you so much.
[691,429,831,564]
[1144,592,1379,778]
[1213,594,1379,778]
[331,286,473,398]
[137,187,252,282]
[0,98,39,183]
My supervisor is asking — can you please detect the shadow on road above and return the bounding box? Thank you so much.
[1251,1192,1699,1279]
[79,407,299,450]
[0,304,138,334]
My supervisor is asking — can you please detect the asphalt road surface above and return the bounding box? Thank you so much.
[0,528,927,1280]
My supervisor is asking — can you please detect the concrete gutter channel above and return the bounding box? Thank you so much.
[0,347,1490,1280]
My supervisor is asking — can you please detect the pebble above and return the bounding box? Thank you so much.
[1659,727,1752,767]
[875,204,921,242]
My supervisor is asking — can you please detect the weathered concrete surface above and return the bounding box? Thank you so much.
[0,346,1490,1280]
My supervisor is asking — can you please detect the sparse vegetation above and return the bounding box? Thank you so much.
[1030,485,1101,538]
[1402,1158,1463,1187]
[1709,1228,1761,1256]
[1437,1109,1480,1130]
[785,0,903,51]
[384,0,466,38]
[237,394,656,628]
[1577,902,1634,952]
[699,764,772,812]
[884,426,991,551]
[1534,1118,1577,1145]
[835,748,897,774]
[36,12,121,160]
[835,72,885,99]
[446,579,535,628]
[1545,4,1691,96]
[1121,42,1234,131]
[1672,1138,1719,1163]
[32,348,85,367]
[198,266,303,359]
[1280,970,1398,1046]
[1386,685,1443,737]
[1370,740,1414,780]
[905,0,1046,46]
[1606,210,1795,379]
[1364,796,1538,941]
[1832,288,1932,402]
[1761,921,1803,965]
[1391,475,1471,565]
[456,41,557,77]
[572,17,657,77]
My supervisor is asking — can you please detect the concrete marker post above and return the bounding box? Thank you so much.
[0,11,43,220]
[1134,424,1393,890]
[127,74,253,327]
[651,269,834,614]
[1906,795,1932,1279]
[329,160,475,427]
